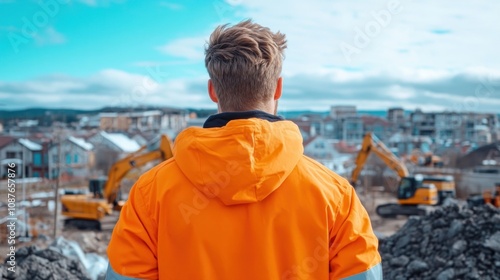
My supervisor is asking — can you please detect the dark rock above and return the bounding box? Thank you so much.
[389,255,410,267]
[434,218,448,228]
[3,246,91,280]
[394,235,411,253]
[447,220,463,239]
[484,232,500,252]
[422,223,433,233]
[436,268,455,280]
[379,204,500,279]
[451,240,467,256]
[407,260,428,274]
[34,248,65,262]
[467,269,481,279]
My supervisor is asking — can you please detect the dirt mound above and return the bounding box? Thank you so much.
[379,203,500,280]
[1,245,90,280]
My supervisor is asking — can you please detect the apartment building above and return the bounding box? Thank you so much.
[410,110,498,144]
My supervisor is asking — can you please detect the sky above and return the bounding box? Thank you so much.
[1,0,499,112]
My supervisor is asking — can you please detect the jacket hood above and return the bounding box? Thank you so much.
[174,118,304,205]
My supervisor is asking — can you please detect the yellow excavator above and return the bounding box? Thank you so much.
[351,133,455,218]
[61,134,173,230]
[409,150,444,167]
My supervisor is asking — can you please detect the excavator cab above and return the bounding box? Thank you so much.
[89,178,106,199]
[397,175,438,206]
[377,175,438,218]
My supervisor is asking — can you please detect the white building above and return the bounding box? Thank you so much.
[88,131,141,154]
[87,131,141,174]
[0,136,43,178]
[303,136,351,175]
[48,137,95,179]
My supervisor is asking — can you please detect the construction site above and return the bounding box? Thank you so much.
[0,127,499,279]
[2,0,500,278]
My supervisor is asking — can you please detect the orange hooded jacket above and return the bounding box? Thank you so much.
[107,115,381,280]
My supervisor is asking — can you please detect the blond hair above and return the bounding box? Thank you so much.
[205,19,287,111]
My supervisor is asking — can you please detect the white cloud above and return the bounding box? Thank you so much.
[159,1,183,10]
[4,0,500,112]
[157,37,207,61]
[226,0,500,74]
[1,67,499,113]
[33,26,66,45]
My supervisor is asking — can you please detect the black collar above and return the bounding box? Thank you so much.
[203,110,284,128]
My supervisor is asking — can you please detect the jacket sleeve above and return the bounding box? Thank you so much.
[329,183,382,280]
[107,181,158,279]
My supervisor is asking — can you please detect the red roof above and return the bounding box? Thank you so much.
[335,141,359,153]
[0,136,17,149]
[361,116,390,127]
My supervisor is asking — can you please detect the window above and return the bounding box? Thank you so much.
[398,178,419,199]
[6,152,16,158]
[52,154,59,163]
[66,154,71,165]
[314,142,325,149]
[33,152,42,166]
[74,154,79,163]
[52,169,58,179]
[33,171,40,178]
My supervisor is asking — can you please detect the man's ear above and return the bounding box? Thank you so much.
[274,77,283,100]
[208,79,218,103]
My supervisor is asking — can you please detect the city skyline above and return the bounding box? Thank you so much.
[1,0,499,112]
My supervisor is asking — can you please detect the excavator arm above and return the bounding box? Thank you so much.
[351,132,409,186]
[103,134,173,204]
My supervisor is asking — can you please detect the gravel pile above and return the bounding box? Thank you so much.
[379,203,500,280]
[1,245,91,280]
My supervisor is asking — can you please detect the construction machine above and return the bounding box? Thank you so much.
[409,150,444,167]
[467,182,500,208]
[351,133,455,218]
[422,175,456,204]
[61,134,173,230]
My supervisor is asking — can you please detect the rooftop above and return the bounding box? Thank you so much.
[69,136,94,151]
[19,138,42,151]
[100,131,141,153]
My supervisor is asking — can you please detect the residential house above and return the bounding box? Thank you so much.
[87,131,141,173]
[388,133,433,157]
[410,110,498,144]
[48,136,95,179]
[330,106,363,143]
[303,135,352,175]
[387,107,407,133]
[0,136,44,178]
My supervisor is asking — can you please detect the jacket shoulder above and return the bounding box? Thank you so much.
[134,158,176,186]
[299,155,351,188]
